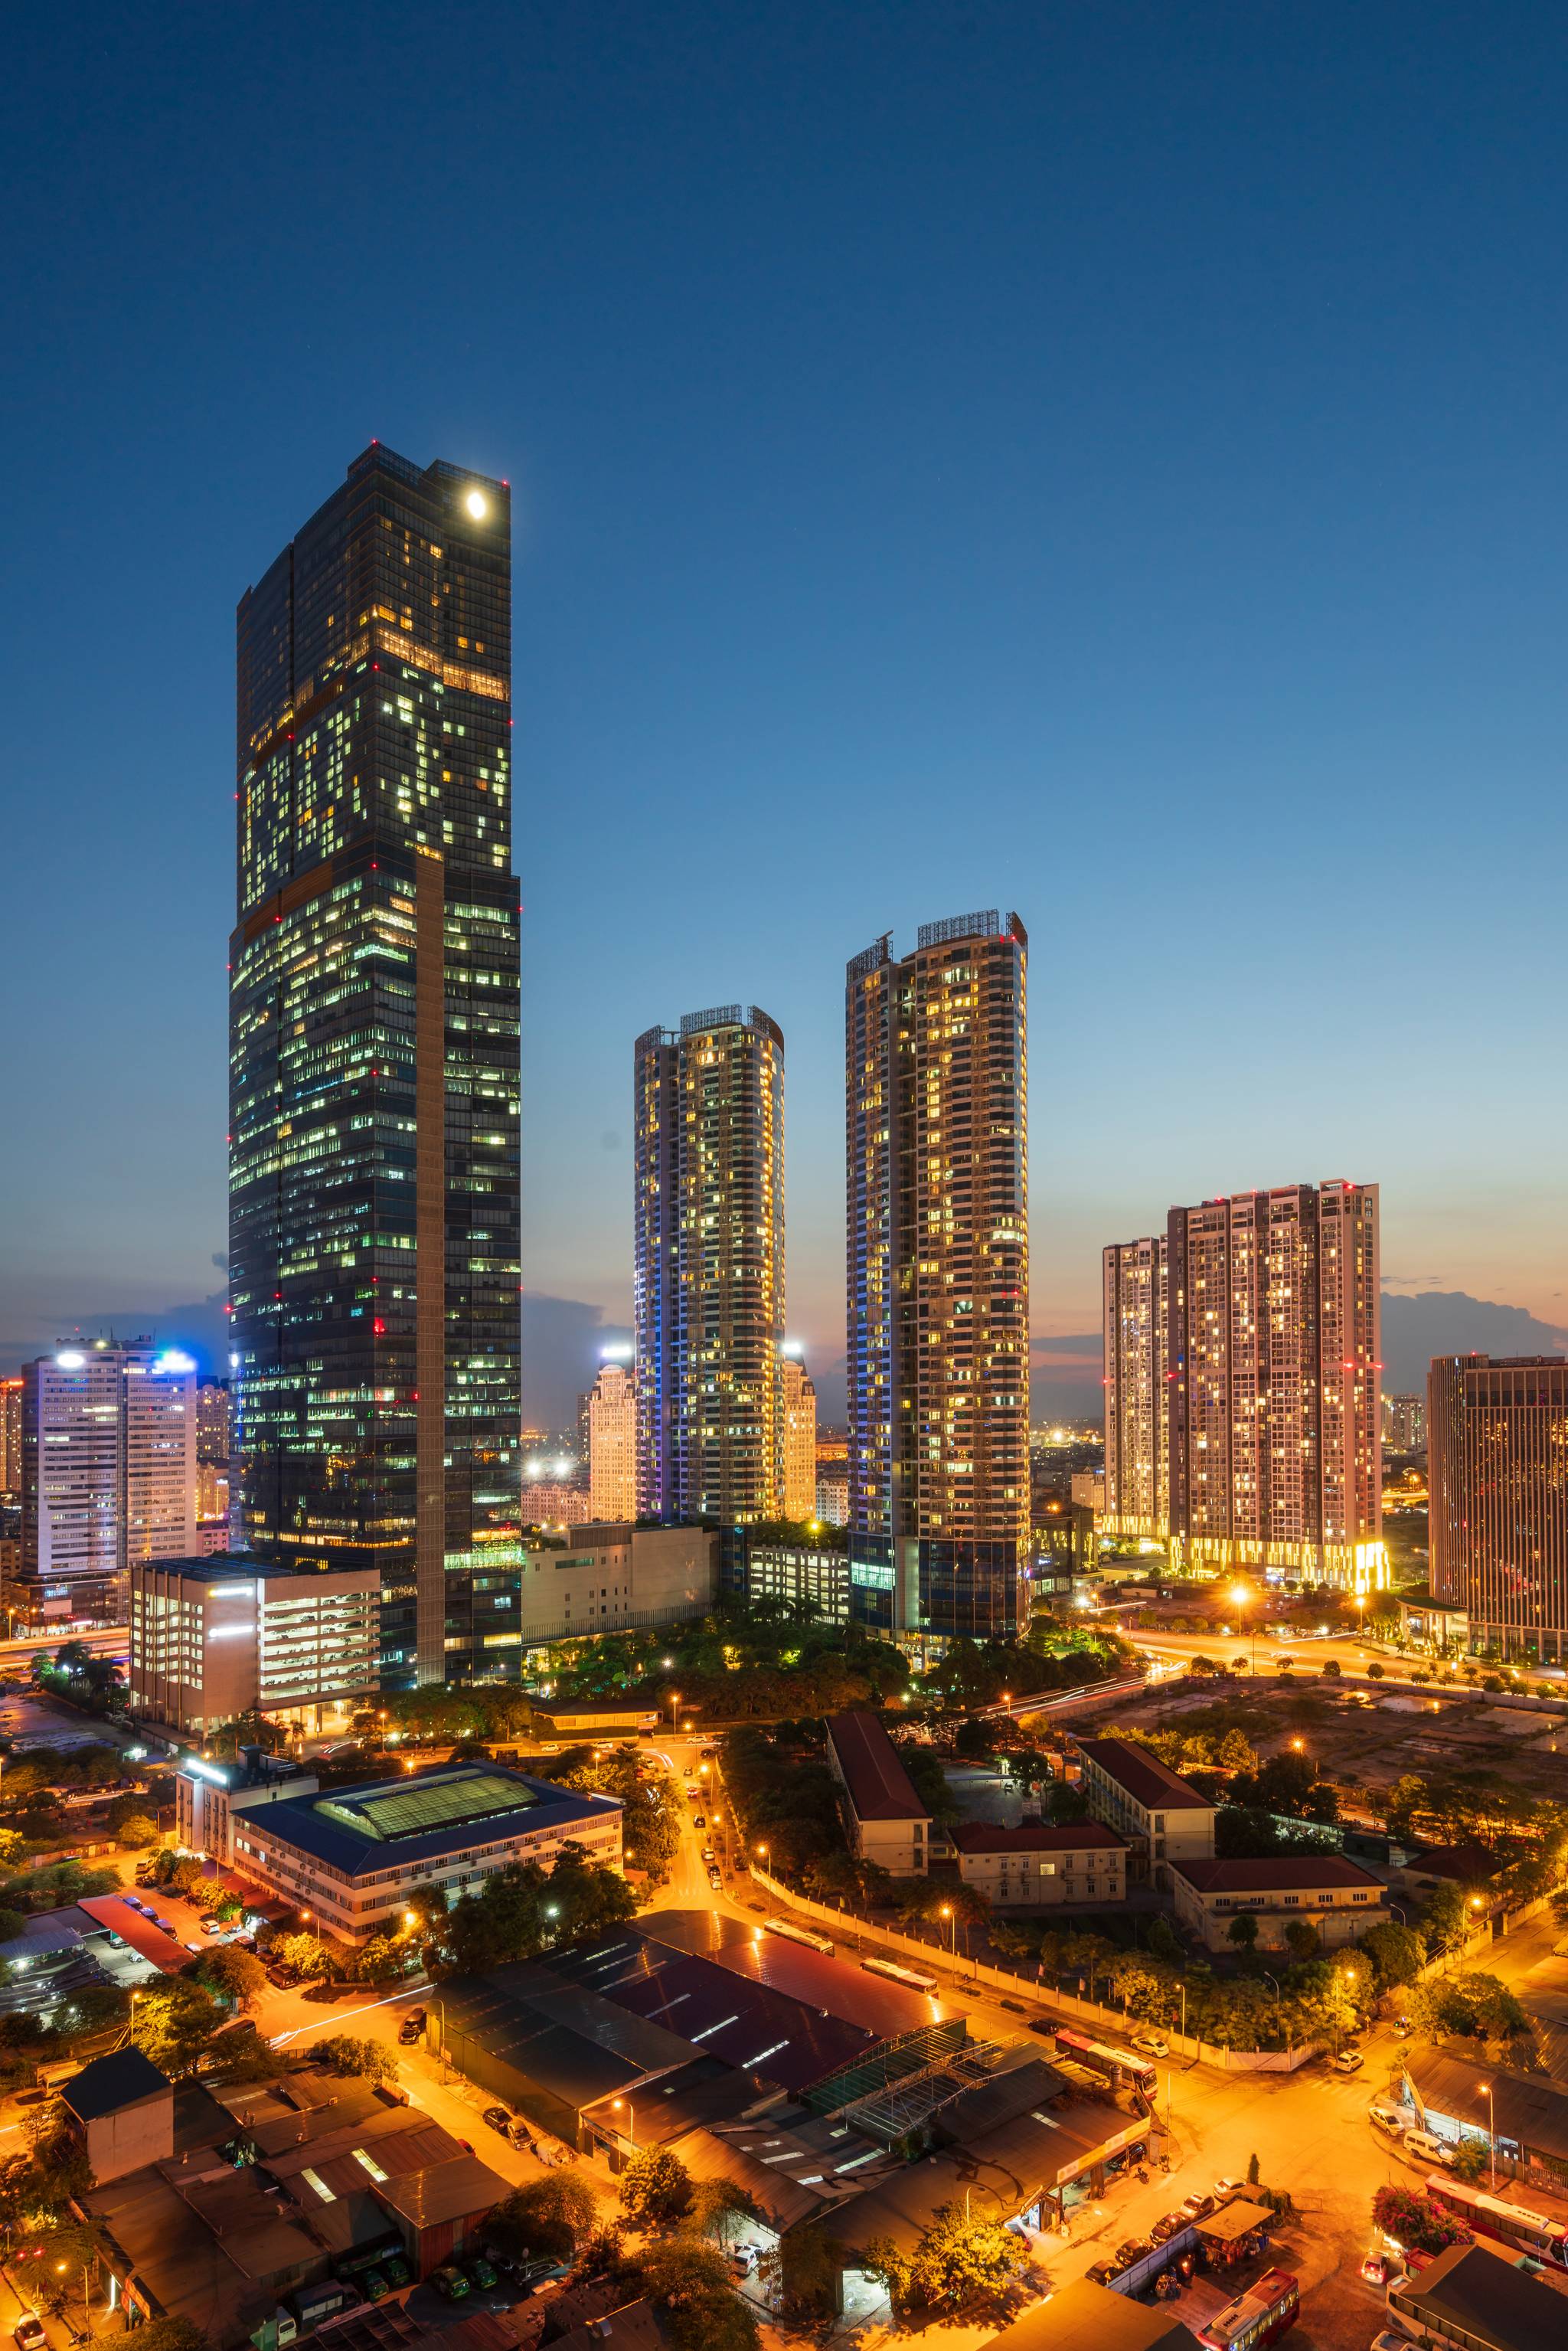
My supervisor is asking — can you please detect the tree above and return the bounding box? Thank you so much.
[1045,1781,1089,1824]
[1422,1881,1472,1957]
[111,1811,158,1849]
[1361,1919,1425,1988]
[862,2200,1028,2319]
[1367,1663,1386,1681]
[1282,1920,1319,1963]
[684,2174,762,2245]
[311,2034,397,2081]
[620,2145,694,2231]
[635,2239,760,2351]
[133,1982,224,2076]
[1321,1659,1342,1679]
[126,2323,211,2351]
[1146,1917,1181,1964]
[1370,2186,1466,2255]
[485,2173,599,2266]
[1410,1972,1530,2047]
[193,1945,266,2009]
[273,1931,335,1980]
[1227,1914,1260,1952]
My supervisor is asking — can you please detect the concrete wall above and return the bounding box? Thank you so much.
[86,2090,174,2183]
[749,1865,1318,2075]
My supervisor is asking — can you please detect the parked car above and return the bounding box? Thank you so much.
[1150,2211,1189,2245]
[701,1848,716,1865]
[1334,2049,1365,2073]
[12,2316,46,2351]
[692,1813,706,1829]
[1361,2251,1395,2286]
[1179,2193,1216,2223]
[1028,2018,1057,2038]
[201,1916,223,1934]
[1403,2129,1456,2166]
[1370,2101,1410,2134]
[432,2265,471,2300]
[361,2270,390,2302]
[398,2007,426,2044]
[730,2245,760,2277]
[707,1866,722,1889]
[1213,2176,1243,2199]
[1132,2033,1170,2058]
[381,2255,410,2288]
[1113,2238,1152,2271]
[1086,2261,1119,2287]
[483,2106,515,2138]
[464,2255,498,2291]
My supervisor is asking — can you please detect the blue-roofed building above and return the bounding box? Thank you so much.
[226,1763,623,1943]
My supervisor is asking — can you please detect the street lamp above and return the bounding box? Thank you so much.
[1478,2080,1496,2187]
[301,1906,319,1953]
[939,1902,956,1957]
[1230,1584,1256,1673]
[668,1689,681,1731]
[612,2094,636,2150]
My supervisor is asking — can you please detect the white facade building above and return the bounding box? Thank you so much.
[22,1341,198,1620]
[130,1554,380,1738]
[586,1359,639,1522]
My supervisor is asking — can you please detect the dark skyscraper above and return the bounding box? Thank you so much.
[845,913,1031,1646]
[230,446,521,1689]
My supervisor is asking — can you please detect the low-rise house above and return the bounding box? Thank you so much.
[1168,1855,1386,1950]
[949,1820,1129,1908]
[59,2047,174,2183]
[825,1711,933,1876]
[1076,1738,1217,1883]
[1403,2051,1568,2189]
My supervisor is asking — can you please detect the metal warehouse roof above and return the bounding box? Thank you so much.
[541,1928,885,2095]
[642,1908,956,2035]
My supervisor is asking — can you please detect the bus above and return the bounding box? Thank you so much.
[1424,2174,1568,2269]
[766,1918,835,1957]
[861,1956,939,1993]
[1052,2027,1158,2103]
[1195,2268,1300,2350]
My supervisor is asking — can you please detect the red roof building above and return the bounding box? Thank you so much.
[949,1820,1130,1910]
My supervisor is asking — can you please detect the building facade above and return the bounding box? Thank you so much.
[217,1761,624,1944]
[1429,1355,1568,1663]
[845,912,1030,1643]
[825,1711,933,1876]
[1076,1737,1217,1885]
[949,1820,1129,1909]
[586,1357,639,1522]
[130,1553,380,1738]
[1383,1393,1426,1453]
[781,1352,818,1519]
[194,1378,231,1529]
[230,445,521,1692]
[1102,1182,1384,1589]
[1169,1855,1386,1951]
[634,1006,786,1523]
[20,1342,198,1621]
[0,1378,21,1499]
[723,1532,851,1621]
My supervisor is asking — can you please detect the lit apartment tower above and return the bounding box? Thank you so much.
[1102,1182,1383,1587]
[586,1355,639,1522]
[230,447,521,1689]
[1102,1237,1169,1540]
[1429,1356,1568,1663]
[194,1378,231,1525]
[1382,1393,1426,1453]
[634,1007,786,1522]
[845,913,1030,1641]
[0,1378,21,1497]
[781,1351,818,1520]
[20,1342,198,1620]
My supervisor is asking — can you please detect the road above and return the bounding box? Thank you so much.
[1122,1623,1423,1679]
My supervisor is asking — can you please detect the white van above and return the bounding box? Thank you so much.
[1403,2127,1455,2166]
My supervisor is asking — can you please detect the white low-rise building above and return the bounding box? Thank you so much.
[1076,1736,1218,1885]
[129,1553,379,1738]
[825,1710,932,1876]
[1169,1854,1387,1951]
[949,1820,1129,1908]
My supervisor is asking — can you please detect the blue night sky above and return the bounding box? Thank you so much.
[3,4,1566,1405]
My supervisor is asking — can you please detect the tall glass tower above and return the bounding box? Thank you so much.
[845,913,1030,1644]
[230,445,521,1689]
[634,1007,786,1523]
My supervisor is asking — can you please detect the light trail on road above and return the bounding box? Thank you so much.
[269,1980,430,2048]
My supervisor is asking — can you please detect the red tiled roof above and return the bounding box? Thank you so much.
[1077,1738,1214,1813]
[1171,1856,1383,1895]
[1411,1844,1501,1884]
[825,1712,932,1823]
[77,1893,194,1974]
[949,1821,1128,1856]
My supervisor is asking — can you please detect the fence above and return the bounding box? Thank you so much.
[747,1866,1318,2075]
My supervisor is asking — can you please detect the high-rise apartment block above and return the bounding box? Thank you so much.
[194,1378,231,1527]
[586,1356,639,1522]
[1382,1393,1426,1453]
[20,1342,198,1621]
[1102,1182,1384,1588]
[230,446,521,1689]
[845,912,1030,1641]
[781,1351,818,1520]
[634,1006,786,1523]
[0,1379,21,1498]
[1429,1355,1568,1663]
